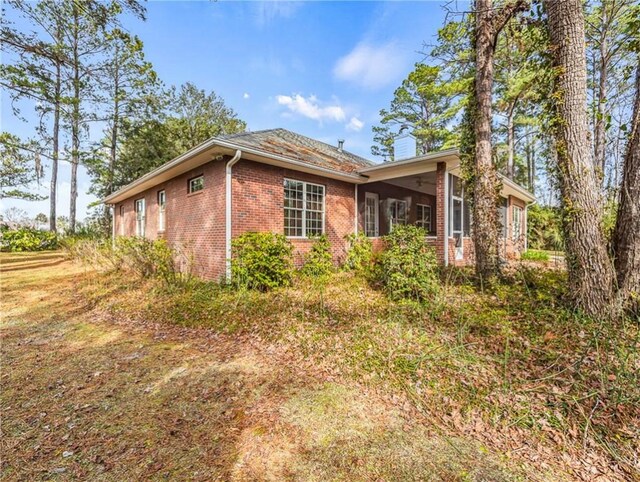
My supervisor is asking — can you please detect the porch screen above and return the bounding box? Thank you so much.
[389,199,407,230]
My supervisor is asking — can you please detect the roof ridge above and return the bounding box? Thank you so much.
[267,128,374,165]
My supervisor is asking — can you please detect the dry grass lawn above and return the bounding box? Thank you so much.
[1,252,636,481]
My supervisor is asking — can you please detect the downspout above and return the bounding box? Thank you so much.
[225,149,242,280]
[354,184,358,234]
[443,170,449,266]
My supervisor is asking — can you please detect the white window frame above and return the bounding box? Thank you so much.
[283,178,325,238]
[135,198,146,237]
[188,175,204,194]
[416,204,432,232]
[364,192,379,237]
[512,206,523,240]
[448,174,464,237]
[158,190,166,232]
[388,199,408,230]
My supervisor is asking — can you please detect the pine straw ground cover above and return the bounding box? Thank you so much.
[1,252,639,481]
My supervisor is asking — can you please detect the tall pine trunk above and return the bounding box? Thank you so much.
[472,0,502,279]
[506,102,515,179]
[544,0,615,317]
[49,25,62,233]
[69,3,80,233]
[613,64,640,314]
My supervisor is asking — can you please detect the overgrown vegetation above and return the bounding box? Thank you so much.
[230,232,293,291]
[0,226,58,252]
[372,225,440,301]
[57,245,640,479]
[300,234,334,278]
[342,232,374,274]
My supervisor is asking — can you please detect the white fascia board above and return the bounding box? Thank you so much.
[104,138,367,205]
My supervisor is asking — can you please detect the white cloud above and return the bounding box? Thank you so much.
[243,92,250,99]
[333,41,407,90]
[346,116,364,132]
[276,94,346,123]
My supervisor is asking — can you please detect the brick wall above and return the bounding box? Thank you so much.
[231,159,356,266]
[112,155,529,279]
[113,159,227,280]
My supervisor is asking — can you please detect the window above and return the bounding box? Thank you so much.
[188,175,204,194]
[158,190,166,232]
[449,174,463,236]
[135,198,146,237]
[284,179,325,237]
[416,204,432,232]
[388,199,407,230]
[499,197,508,238]
[512,206,523,240]
[119,205,124,216]
[364,192,379,237]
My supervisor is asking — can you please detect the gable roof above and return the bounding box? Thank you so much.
[104,128,535,205]
[221,128,374,174]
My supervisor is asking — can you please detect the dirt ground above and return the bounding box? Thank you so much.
[0,252,610,481]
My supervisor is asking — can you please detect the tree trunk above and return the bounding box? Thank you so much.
[544,0,615,317]
[49,26,62,234]
[506,102,515,179]
[69,4,80,233]
[472,0,502,279]
[613,64,640,314]
[593,6,608,181]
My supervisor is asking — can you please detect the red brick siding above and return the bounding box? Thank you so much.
[113,159,227,280]
[231,159,356,266]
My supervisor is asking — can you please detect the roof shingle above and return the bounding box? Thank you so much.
[222,128,374,174]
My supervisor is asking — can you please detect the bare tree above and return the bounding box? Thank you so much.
[544,0,615,316]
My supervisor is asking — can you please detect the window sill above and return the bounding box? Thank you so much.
[187,190,203,197]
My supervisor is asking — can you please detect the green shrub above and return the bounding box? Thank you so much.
[521,249,550,262]
[300,234,334,278]
[0,227,58,252]
[343,232,373,274]
[67,237,181,286]
[231,232,293,291]
[373,225,440,301]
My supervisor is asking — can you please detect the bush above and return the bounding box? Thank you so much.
[0,227,58,252]
[300,234,334,278]
[373,225,440,301]
[231,232,293,291]
[67,237,182,286]
[343,233,373,274]
[521,249,550,262]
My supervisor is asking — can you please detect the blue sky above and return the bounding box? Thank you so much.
[2,1,456,220]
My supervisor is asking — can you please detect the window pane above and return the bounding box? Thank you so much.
[452,198,462,232]
[284,180,324,237]
[450,175,463,197]
[365,194,378,237]
[306,210,323,236]
[189,176,203,193]
[284,208,303,237]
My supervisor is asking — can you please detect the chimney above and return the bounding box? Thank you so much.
[393,130,417,161]
[337,139,344,152]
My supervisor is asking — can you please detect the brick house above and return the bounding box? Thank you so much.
[105,128,535,280]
